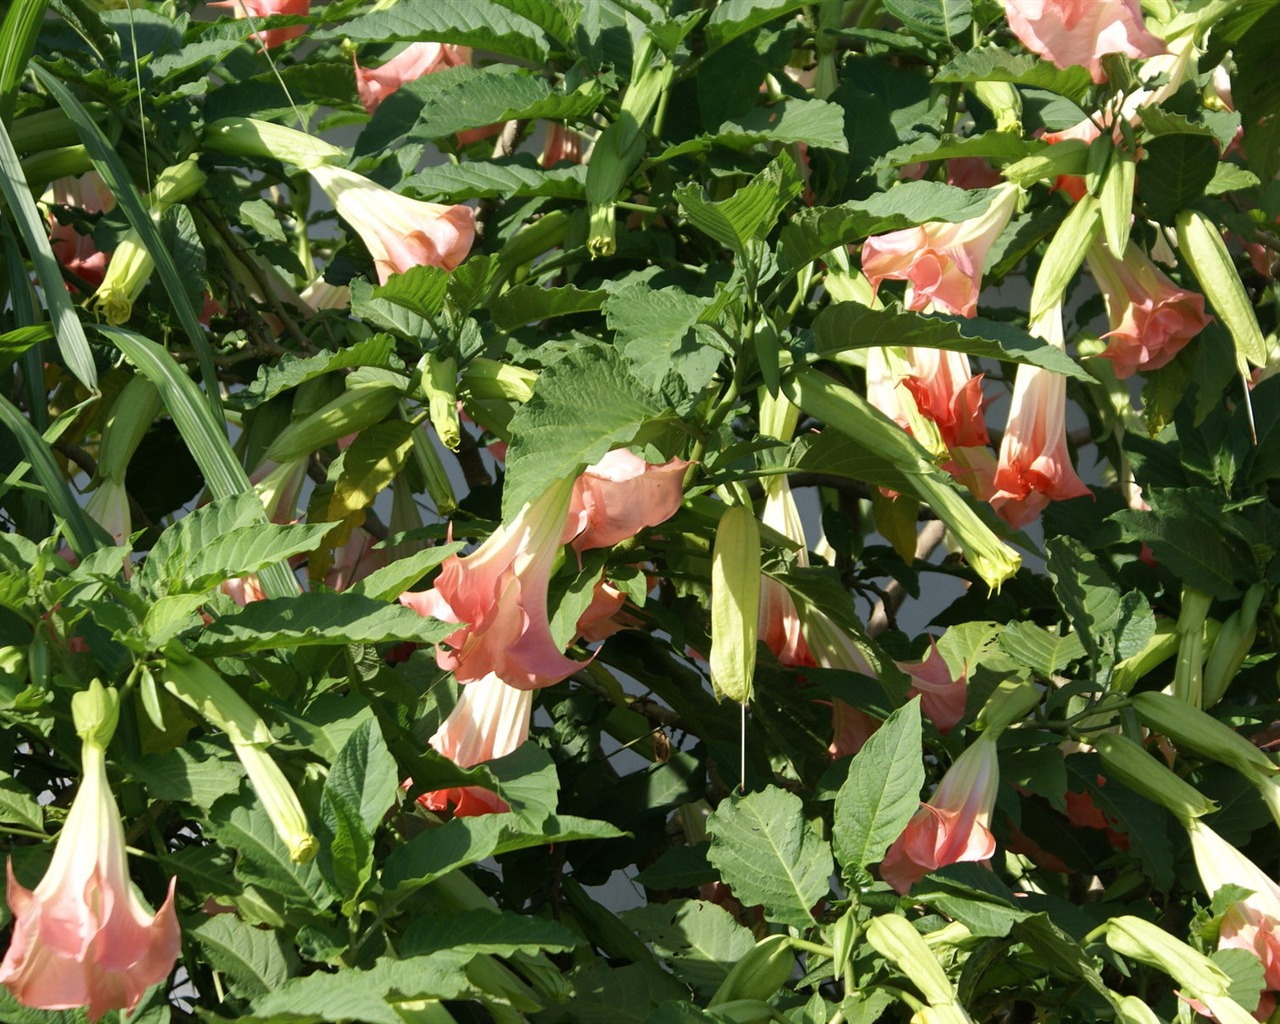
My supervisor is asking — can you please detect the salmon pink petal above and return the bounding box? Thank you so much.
[1003,0,1165,83]
[354,42,470,114]
[567,450,689,551]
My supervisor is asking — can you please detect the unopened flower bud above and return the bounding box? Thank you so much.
[1094,733,1217,822]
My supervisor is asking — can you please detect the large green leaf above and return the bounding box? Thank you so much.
[653,99,848,163]
[205,794,329,909]
[676,153,802,254]
[502,344,668,518]
[229,336,399,411]
[492,284,608,331]
[405,157,587,201]
[884,0,971,38]
[621,899,755,999]
[184,523,334,592]
[190,914,296,999]
[350,543,464,602]
[705,786,832,929]
[934,47,1093,103]
[833,699,924,874]
[813,303,1091,381]
[0,114,96,391]
[319,1,550,62]
[401,909,582,958]
[703,0,810,49]
[998,622,1087,676]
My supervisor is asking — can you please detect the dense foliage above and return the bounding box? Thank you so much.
[2,1,1280,1022]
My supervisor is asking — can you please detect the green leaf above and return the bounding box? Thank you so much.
[704,0,810,49]
[139,492,262,595]
[705,786,833,929]
[621,899,755,999]
[94,327,298,598]
[632,843,718,889]
[813,303,1091,381]
[0,0,47,122]
[935,47,1093,103]
[654,99,849,162]
[489,0,580,42]
[369,264,450,322]
[882,131,1043,170]
[191,914,296,999]
[833,699,924,874]
[123,742,244,808]
[324,719,399,834]
[230,336,398,411]
[205,794,329,909]
[351,543,463,602]
[319,1,549,61]
[326,421,416,524]
[1045,536,1132,671]
[1065,754,1174,889]
[1112,496,1253,600]
[0,774,42,831]
[195,593,456,652]
[778,182,996,270]
[359,64,602,155]
[492,284,608,331]
[1138,133,1221,223]
[401,909,582,957]
[604,284,721,393]
[675,153,802,253]
[405,157,587,201]
[1213,948,1267,1013]
[0,114,96,391]
[183,523,335,592]
[502,344,667,518]
[884,0,971,38]
[913,865,1031,937]
[998,622,1086,676]
[248,953,475,1024]
[488,741,560,827]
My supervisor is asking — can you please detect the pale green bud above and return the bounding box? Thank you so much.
[867,915,957,1008]
[710,504,761,704]
[1177,209,1268,370]
[1093,733,1217,822]
[1131,690,1277,780]
[1203,583,1264,708]
[71,678,119,748]
[91,231,152,324]
[204,116,344,172]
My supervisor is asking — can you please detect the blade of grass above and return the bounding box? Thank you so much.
[0,111,99,392]
[33,66,225,426]
[0,0,48,122]
[93,323,300,598]
[0,393,98,558]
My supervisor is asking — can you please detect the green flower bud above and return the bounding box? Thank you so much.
[71,678,119,749]
[710,503,761,704]
[1203,583,1264,708]
[1131,690,1277,780]
[204,116,344,172]
[867,915,957,1009]
[1094,733,1217,822]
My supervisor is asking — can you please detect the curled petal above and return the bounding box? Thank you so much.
[566,449,689,551]
[1003,0,1165,83]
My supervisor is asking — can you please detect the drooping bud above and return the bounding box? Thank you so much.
[1093,733,1217,823]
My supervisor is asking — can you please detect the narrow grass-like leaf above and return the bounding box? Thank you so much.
[0,0,47,121]
[93,324,299,597]
[0,394,97,557]
[34,66,223,423]
[0,112,98,391]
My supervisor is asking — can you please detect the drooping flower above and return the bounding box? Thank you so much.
[990,306,1091,528]
[353,42,471,115]
[1086,239,1210,378]
[901,640,967,735]
[1187,819,1280,1007]
[541,123,586,167]
[1002,0,1165,83]
[861,183,1021,318]
[220,575,266,606]
[45,171,114,290]
[419,673,534,817]
[211,0,309,49]
[880,731,1000,893]
[575,580,630,643]
[566,449,689,552]
[324,527,386,592]
[0,682,179,1020]
[308,164,475,285]
[400,477,583,690]
[758,476,815,669]
[84,479,131,546]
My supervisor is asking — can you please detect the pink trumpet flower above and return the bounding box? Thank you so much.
[758,476,815,668]
[1086,240,1210,379]
[46,171,114,290]
[1,684,179,1020]
[861,183,1020,318]
[990,308,1090,527]
[420,673,534,817]
[354,42,471,115]
[901,640,967,735]
[1002,0,1165,83]
[308,164,475,285]
[566,449,689,552]
[541,123,586,167]
[400,477,582,690]
[1188,819,1280,1014]
[210,0,309,49]
[880,731,1000,893]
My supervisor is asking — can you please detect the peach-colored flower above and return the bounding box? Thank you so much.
[354,42,471,115]
[400,477,582,690]
[1003,0,1165,83]
[46,172,114,290]
[1188,819,1280,1002]
[880,732,1000,893]
[324,527,386,592]
[861,183,1020,318]
[990,308,1091,528]
[758,476,814,668]
[0,721,179,1019]
[420,673,533,817]
[900,640,967,735]
[541,123,586,167]
[220,575,266,606]
[566,449,689,552]
[211,0,309,49]
[575,580,629,643]
[901,349,990,450]
[829,701,881,759]
[308,164,475,285]
[1086,240,1210,378]
[946,157,1002,190]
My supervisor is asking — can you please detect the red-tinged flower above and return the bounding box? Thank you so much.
[46,172,114,290]
[1086,240,1210,378]
[900,639,966,735]
[220,575,266,606]
[829,700,881,759]
[1003,0,1165,84]
[353,42,471,115]
[1189,819,1280,1000]
[861,183,1020,318]
[419,673,533,817]
[946,157,1002,191]
[210,0,308,49]
[758,477,815,668]
[541,123,586,167]
[566,449,689,552]
[308,164,475,285]
[880,732,1000,893]
[400,477,582,690]
[990,308,1091,528]
[575,580,629,643]
[1,687,179,1020]
[901,349,990,450]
